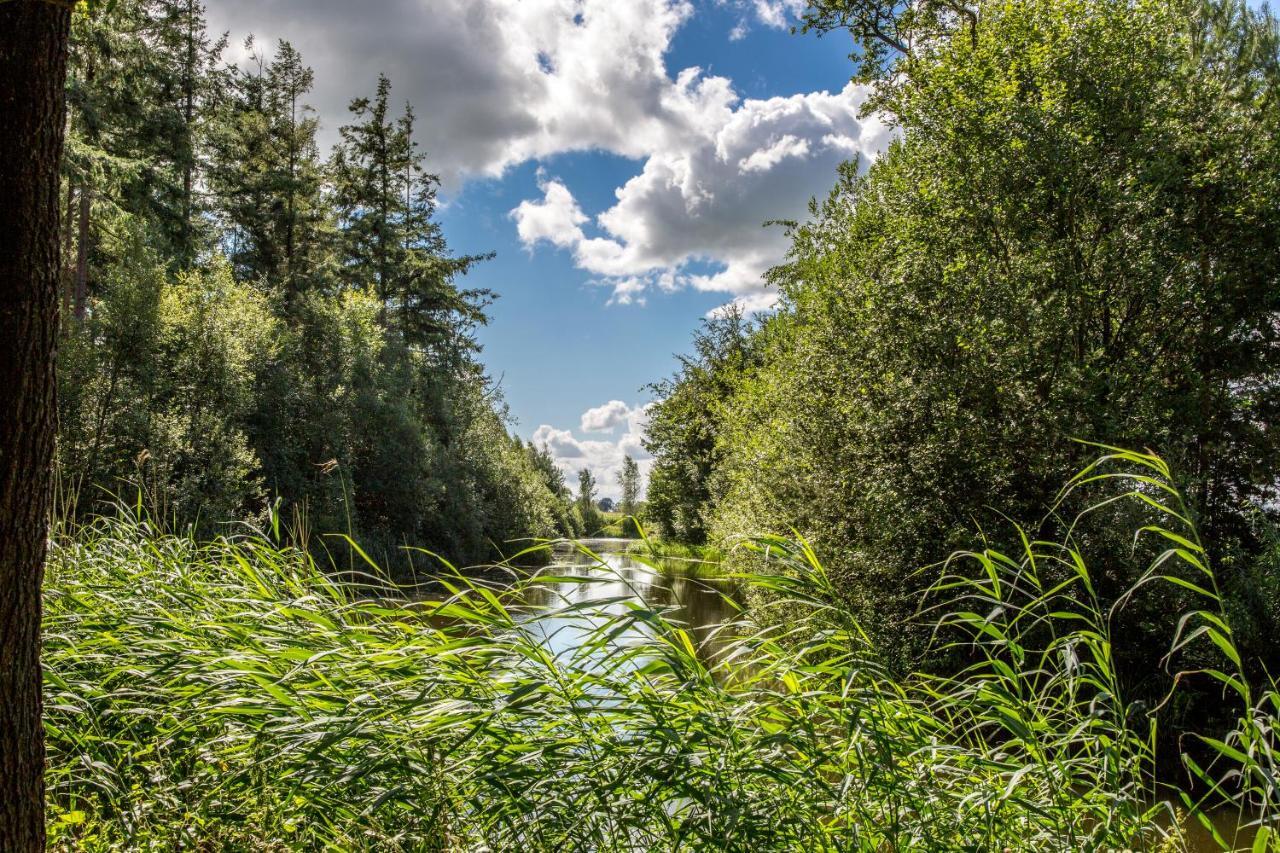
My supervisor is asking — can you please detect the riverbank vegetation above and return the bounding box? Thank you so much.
[44,452,1277,849]
[27,0,1280,849]
[644,0,1280,755]
[55,0,580,572]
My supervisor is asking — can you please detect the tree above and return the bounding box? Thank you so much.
[577,468,597,514]
[714,0,1280,676]
[524,441,579,536]
[330,74,491,359]
[617,455,640,518]
[576,468,602,534]
[137,0,225,265]
[61,0,226,327]
[209,38,330,300]
[0,2,72,847]
[643,307,759,543]
[797,0,976,85]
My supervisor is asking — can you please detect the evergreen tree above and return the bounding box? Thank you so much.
[208,38,330,299]
[140,0,225,264]
[0,3,72,844]
[62,0,224,322]
[331,74,492,362]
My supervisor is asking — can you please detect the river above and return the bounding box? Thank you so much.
[508,538,741,668]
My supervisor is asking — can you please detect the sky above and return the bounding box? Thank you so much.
[204,0,895,498]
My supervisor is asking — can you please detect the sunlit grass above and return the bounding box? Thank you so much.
[43,452,1278,851]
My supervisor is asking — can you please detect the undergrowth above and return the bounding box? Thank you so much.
[43,449,1278,850]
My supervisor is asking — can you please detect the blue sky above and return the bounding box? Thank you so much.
[204,0,894,495]
[444,5,859,435]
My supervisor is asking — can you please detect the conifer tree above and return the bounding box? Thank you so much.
[331,75,491,362]
[209,39,330,299]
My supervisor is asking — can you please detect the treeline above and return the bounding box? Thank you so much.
[644,0,1280,721]
[56,0,579,569]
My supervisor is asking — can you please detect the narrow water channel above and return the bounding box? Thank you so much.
[512,538,741,669]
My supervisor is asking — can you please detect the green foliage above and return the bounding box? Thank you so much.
[43,453,1280,850]
[67,0,225,265]
[207,38,331,294]
[522,440,582,537]
[56,5,565,571]
[59,242,275,524]
[330,73,492,358]
[653,0,1280,684]
[643,307,761,544]
[574,467,605,535]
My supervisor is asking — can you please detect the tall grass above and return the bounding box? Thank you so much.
[43,451,1277,850]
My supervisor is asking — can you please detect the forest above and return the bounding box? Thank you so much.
[52,4,594,568]
[1,0,1279,850]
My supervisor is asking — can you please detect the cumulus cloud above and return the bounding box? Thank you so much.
[206,0,717,185]
[207,0,893,307]
[512,176,587,250]
[580,400,633,432]
[533,402,652,500]
[513,81,892,307]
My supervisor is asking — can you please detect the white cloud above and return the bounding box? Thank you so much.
[512,176,587,250]
[207,0,893,309]
[717,0,807,41]
[207,0,715,186]
[738,134,810,172]
[580,400,632,432]
[751,0,806,29]
[513,81,892,307]
[533,402,653,500]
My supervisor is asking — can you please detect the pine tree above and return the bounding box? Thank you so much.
[331,75,491,362]
[209,39,330,300]
[133,0,225,264]
[61,0,224,324]
[267,41,328,297]
[1,3,72,845]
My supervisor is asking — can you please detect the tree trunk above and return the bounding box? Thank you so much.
[181,0,195,264]
[62,183,75,324]
[0,2,72,850]
[74,184,90,321]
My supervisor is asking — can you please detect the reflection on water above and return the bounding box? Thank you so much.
[1173,806,1262,853]
[512,539,740,670]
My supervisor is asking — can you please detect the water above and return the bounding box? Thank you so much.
[508,538,741,669]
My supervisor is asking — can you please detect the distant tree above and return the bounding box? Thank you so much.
[643,308,759,543]
[617,455,640,516]
[577,468,597,513]
[522,441,578,536]
[1,3,73,846]
[597,497,616,513]
[576,468,603,534]
[526,442,567,498]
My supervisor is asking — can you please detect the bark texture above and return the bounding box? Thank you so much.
[0,2,72,849]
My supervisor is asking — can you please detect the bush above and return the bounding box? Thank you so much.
[707,0,1280,680]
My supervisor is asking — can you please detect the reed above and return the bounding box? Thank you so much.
[43,452,1277,850]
